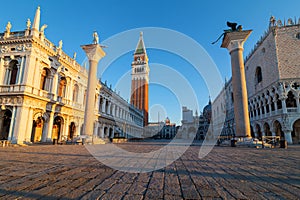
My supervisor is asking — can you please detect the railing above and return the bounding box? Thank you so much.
[287,108,297,113]
[251,108,287,121]
[0,85,27,93]
[73,102,82,109]
[43,37,58,52]
[60,51,74,64]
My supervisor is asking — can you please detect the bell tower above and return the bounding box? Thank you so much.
[130,32,149,126]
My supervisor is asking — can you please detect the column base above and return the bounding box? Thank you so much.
[284,131,293,144]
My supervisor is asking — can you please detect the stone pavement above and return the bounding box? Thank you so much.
[0,141,299,200]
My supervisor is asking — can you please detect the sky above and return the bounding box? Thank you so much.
[1,0,299,125]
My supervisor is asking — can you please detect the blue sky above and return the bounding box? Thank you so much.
[1,0,299,125]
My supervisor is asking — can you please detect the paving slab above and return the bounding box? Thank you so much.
[0,141,299,199]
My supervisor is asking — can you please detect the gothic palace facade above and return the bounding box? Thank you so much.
[212,17,300,144]
[0,7,143,144]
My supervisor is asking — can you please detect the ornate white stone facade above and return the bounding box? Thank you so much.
[0,7,143,144]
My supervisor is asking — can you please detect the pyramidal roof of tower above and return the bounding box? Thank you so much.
[134,32,147,55]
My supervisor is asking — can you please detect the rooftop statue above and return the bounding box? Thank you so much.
[73,52,77,60]
[26,19,31,30]
[6,22,12,33]
[40,24,47,34]
[58,40,63,49]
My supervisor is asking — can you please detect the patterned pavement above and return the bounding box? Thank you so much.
[0,141,299,200]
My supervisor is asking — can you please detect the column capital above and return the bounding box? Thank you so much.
[221,30,252,53]
[81,44,106,62]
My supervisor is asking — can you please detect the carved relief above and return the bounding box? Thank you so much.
[16,44,31,52]
[1,46,8,53]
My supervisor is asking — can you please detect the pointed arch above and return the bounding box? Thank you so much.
[40,68,51,91]
[58,77,67,97]
[255,66,262,84]
[72,84,79,102]
[9,60,19,85]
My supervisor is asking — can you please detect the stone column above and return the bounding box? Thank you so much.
[0,57,4,84]
[102,98,106,113]
[81,41,106,137]
[101,126,104,138]
[17,56,25,84]
[284,130,293,144]
[259,106,262,119]
[68,78,73,101]
[296,97,300,113]
[12,106,29,144]
[273,98,277,111]
[25,107,33,142]
[52,73,58,99]
[94,122,99,137]
[64,115,70,140]
[281,97,287,113]
[107,101,111,115]
[221,30,252,138]
[47,110,55,142]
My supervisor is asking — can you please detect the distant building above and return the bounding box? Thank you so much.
[212,78,235,139]
[0,7,143,144]
[159,117,177,139]
[212,17,300,144]
[177,106,199,139]
[197,100,212,140]
[143,117,177,139]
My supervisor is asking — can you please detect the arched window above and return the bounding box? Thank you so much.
[99,97,103,112]
[9,60,19,85]
[58,77,67,97]
[276,94,282,109]
[266,100,270,113]
[40,68,49,90]
[286,91,297,108]
[255,67,262,84]
[105,101,109,114]
[261,101,265,114]
[72,84,79,102]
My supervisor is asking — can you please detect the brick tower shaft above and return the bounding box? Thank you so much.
[130,32,149,126]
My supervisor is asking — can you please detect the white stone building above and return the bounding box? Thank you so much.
[0,7,143,144]
[212,17,300,144]
[211,78,236,139]
[177,106,199,139]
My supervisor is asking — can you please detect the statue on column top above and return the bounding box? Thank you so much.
[93,31,99,44]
